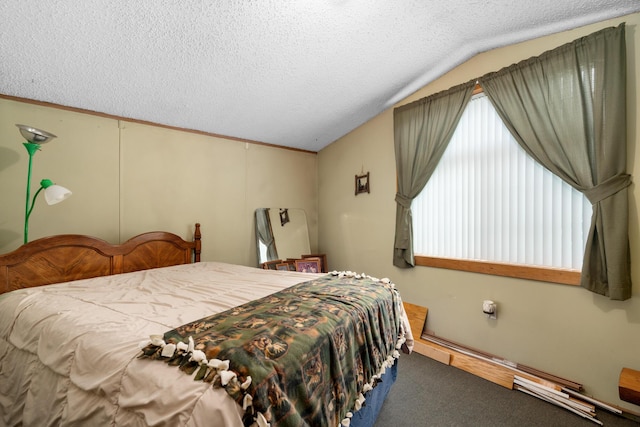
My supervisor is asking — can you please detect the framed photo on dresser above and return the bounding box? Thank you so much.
[302,253,327,273]
[295,258,321,273]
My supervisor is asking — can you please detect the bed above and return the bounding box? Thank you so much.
[0,223,413,427]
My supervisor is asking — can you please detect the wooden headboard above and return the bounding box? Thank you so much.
[0,223,201,294]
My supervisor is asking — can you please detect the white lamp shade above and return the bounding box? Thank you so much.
[44,185,72,205]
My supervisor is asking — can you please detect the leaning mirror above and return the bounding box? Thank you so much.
[255,208,311,265]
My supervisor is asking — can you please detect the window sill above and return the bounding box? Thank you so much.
[414,256,580,286]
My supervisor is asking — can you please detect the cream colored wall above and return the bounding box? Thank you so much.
[319,13,640,410]
[0,99,120,248]
[0,99,318,265]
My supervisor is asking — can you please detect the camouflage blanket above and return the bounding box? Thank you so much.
[140,273,405,427]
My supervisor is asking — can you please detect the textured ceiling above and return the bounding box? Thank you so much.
[2,1,639,152]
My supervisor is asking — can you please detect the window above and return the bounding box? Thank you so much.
[412,93,591,282]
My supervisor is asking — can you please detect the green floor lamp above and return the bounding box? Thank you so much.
[17,124,72,244]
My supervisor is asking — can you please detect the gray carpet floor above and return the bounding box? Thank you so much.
[374,352,640,426]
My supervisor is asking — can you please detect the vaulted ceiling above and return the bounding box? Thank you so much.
[2,1,639,151]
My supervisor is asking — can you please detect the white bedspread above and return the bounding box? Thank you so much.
[0,262,324,427]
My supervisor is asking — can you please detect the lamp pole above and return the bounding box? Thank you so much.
[23,142,41,244]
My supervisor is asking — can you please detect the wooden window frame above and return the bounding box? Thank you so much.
[415,255,580,286]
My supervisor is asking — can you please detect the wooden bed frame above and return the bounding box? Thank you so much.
[0,223,201,294]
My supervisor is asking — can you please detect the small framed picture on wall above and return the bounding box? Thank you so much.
[355,172,370,195]
[279,208,290,226]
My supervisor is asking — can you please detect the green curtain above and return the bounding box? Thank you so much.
[255,208,278,262]
[479,24,631,300]
[393,81,475,268]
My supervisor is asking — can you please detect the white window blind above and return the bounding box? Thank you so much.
[412,94,592,270]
